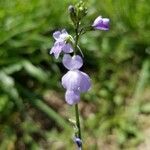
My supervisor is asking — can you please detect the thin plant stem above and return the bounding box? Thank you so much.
[74,21,79,53]
[74,20,82,148]
[75,104,82,139]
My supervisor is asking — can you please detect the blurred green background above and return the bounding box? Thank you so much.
[0,0,150,149]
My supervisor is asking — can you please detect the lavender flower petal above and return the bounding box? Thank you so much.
[58,29,69,41]
[65,90,80,105]
[79,71,91,92]
[62,54,83,70]
[92,16,109,30]
[62,70,81,91]
[53,31,61,40]
[50,42,63,59]
[62,70,91,92]
[92,16,102,26]
[62,43,73,53]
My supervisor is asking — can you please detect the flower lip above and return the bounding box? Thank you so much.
[61,70,91,92]
[65,90,80,105]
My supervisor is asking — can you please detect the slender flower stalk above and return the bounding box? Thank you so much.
[74,18,82,149]
[75,104,81,139]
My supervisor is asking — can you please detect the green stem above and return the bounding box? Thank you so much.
[74,21,82,148]
[75,104,82,139]
[74,22,79,54]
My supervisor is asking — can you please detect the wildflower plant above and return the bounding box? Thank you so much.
[50,1,109,149]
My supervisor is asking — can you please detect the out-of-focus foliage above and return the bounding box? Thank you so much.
[0,0,150,149]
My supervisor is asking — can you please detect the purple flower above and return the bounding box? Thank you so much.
[62,54,83,70]
[61,54,91,105]
[50,29,74,59]
[92,16,109,30]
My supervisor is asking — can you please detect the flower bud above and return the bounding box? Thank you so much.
[76,1,87,20]
[74,137,82,148]
[68,5,77,26]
